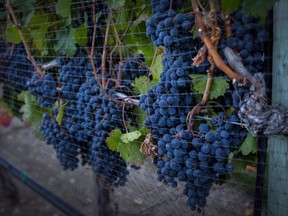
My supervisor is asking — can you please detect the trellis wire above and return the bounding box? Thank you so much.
[0,0,281,216]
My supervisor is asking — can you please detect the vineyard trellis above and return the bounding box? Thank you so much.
[0,0,287,215]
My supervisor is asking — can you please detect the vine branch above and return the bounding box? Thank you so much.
[222,13,233,38]
[111,15,123,87]
[188,61,215,131]
[6,1,44,77]
[188,0,219,131]
[191,0,246,84]
[101,13,112,88]
[90,1,122,105]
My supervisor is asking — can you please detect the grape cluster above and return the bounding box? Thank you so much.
[142,0,268,211]
[26,73,57,109]
[141,0,196,138]
[1,45,34,93]
[76,1,109,53]
[39,51,143,186]
[0,41,7,82]
[121,54,149,86]
[219,11,269,109]
[75,70,129,186]
[57,55,97,101]
[40,112,81,170]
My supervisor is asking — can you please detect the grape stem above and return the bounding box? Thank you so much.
[122,104,128,133]
[188,1,220,131]
[192,45,207,66]
[187,65,215,131]
[145,47,159,83]
[111,14,124,87]
[90,1,123,105]
[169,0,173,10]
[191,0,246,84]
[120,0,136,41]
[6,1,44,77]
[222,13,233,38]
[124,59,151,71]
[101,13,112,88]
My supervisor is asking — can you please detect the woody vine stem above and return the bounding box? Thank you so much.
[6,0,44,77]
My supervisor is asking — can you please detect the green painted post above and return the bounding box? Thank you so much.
[268,0,288,215]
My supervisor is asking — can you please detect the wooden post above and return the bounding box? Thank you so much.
[268,0,288,215]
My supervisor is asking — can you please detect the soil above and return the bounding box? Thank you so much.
[0,118,261,216]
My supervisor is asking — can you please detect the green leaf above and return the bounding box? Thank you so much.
[139,127,149,137]
[28,12,49,55]
[56,101,68,125]
[190,74,230,100]
[74,24,88,46]
[138,46,156,66]
[239,133,258,156]
[241,0,275,24]
[133,76,158,95]
[120,131,142,143]
[107,0,126,9]
[11,0,36,19]
[151,54,162,81]
[133,106,146,129]
[6,23,21,44]
[123,20,155,64]
[107,129,146,164]
[54,27,76,57]
[56,0,71,18]
[106,129,123,151]
[30,29,48,55]
[17,91,49,138]
[222,0,240,12]
[24,10,35,26]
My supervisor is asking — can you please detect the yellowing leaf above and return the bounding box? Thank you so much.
[120,131,142,143]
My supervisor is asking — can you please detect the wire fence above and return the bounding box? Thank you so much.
[0,0,287,215]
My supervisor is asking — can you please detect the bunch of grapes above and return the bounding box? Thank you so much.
[40,112,81,170]
[142,0,268,211]
[1,45,34,93]
[26,72,57,109]
[57,55,99,101]
[76,1,109,53]
[75,71,129,186]
[219,11,269,109]
[121,54,149,87]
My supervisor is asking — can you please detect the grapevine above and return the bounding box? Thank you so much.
[0,0,281,213]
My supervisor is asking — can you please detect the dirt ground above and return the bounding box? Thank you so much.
[0,168,64,216]
[0,118,262,216]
